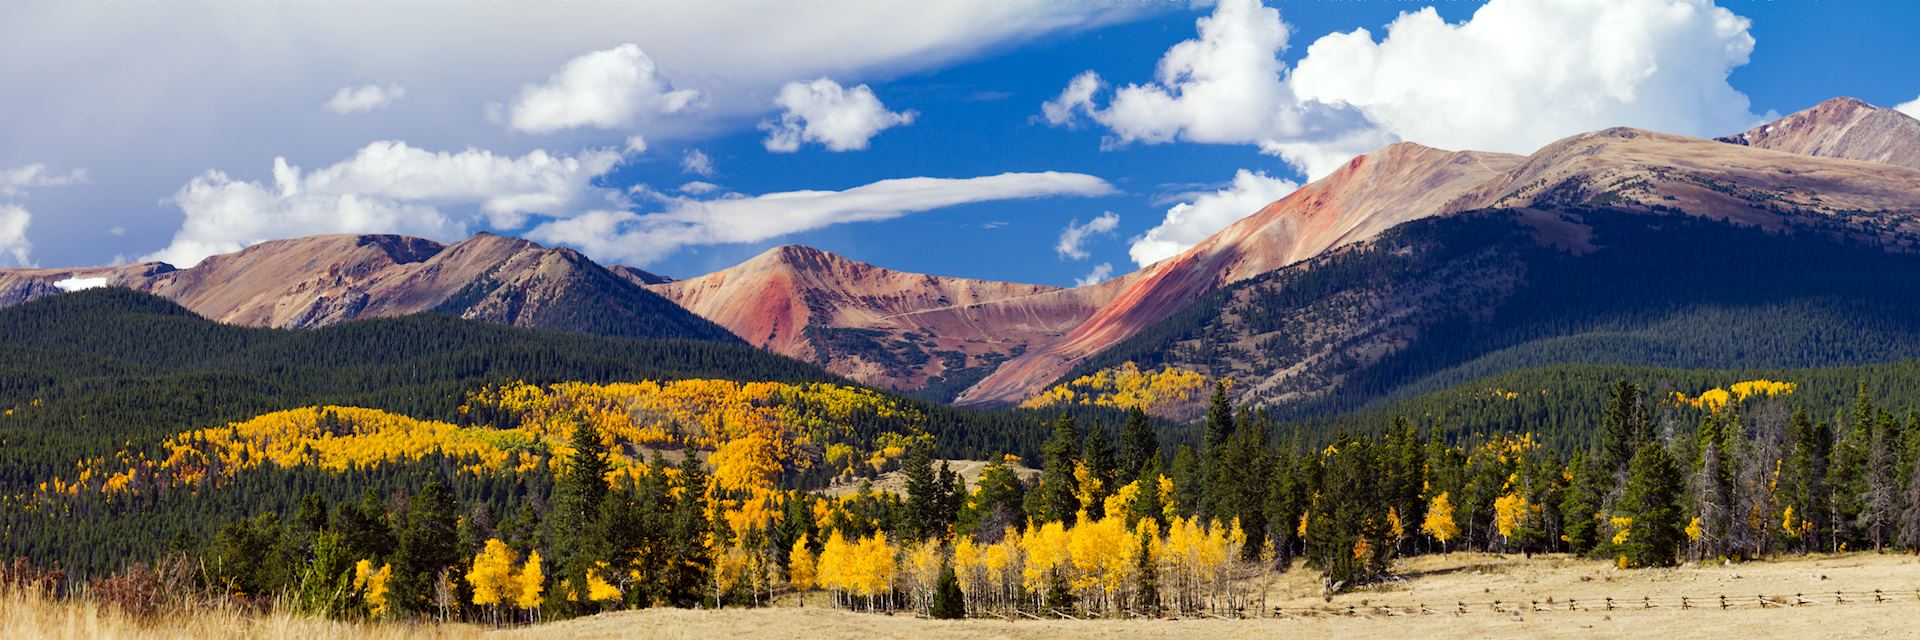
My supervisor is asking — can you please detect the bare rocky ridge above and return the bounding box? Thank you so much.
[1718,97,1920,170]
[0,233,724,341]
[954,143,1525,406]
[648,245,1070,390]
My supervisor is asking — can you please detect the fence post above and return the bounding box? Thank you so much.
[1681,596,1689,609]
[1605,597,1614,611]
[1643,596,1651,609]
[1719,595,1727,610]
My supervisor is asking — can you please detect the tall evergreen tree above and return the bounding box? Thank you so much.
[1598,380,1645,480]
[1787,406,1833,551]
[1864,412,1899,550]
[902,444,941,541]
[1118,407,1159,478]
[1082,424,1118,521]
[1620,443,1684,568]
[391,482,459,615]
[1559,453,1600,555]
[661,453,712,608]
[551,412,612,612]
[1039,414,1082,524]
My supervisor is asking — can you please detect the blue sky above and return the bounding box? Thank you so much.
[1,0,1916,287]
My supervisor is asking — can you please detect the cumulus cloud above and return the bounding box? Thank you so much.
[323,83,405,114]
[54,276,108,292]
[1291,0,1759,155]
[681,148,716,176]
[1129,169,1297,267]
[1074,262,1114,287]
[1898,95,1920,119]
[506,44,704,134]
[0,164,88,197]
[0,204,31,267]
[624,135,649,154]
[1044,0,1760,179]
[527,172,1115,265]
[760,78,916,152]
[144,141,623,267]
[1055,211,1119,260]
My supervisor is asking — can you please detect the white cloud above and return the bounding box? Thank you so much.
[1291,0,1758,155]
[761,78,916,152]
[0,204,31,267]
[323,83,405,114]
[681,148,716,176]
[506,44,704,134]
[527,172,1115,265]
[108,226,126,236]
[1074,262,1114,287]
[1040,0,1383,179]
[1040,71,1101,127]
[1898,95,1920,119]
[0,164,88,197]
[1045,0,1759,179]
[54,276,108,292]
[624,135,649,154]
[677,181,721,195]
[144,141,623,267]
[1129,169,1297,267]
[1055,211,1119,260]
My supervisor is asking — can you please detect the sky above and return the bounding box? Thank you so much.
[0,0,1916,287]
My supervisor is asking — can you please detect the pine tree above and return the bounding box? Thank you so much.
[1598,380,1645,480]
[1133,526,1160,615]
[902,444,940,541]
[929,563,965,619]
[661,453,712,608]
[1199,382,1235,518]
[1090,420,1121,522]
[1039,414,1082,525]
[1787,406,1833,551]
[551,412,611,613]
[392,482,459,615]
[1559,453,1599,555]
[1119,407,1158,478]
[1620,444,1684,568]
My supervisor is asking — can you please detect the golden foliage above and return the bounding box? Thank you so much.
[1670,380,1796,412]
[1019,362,1213,417]
[1422,492,1460,544]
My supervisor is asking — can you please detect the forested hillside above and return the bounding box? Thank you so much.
[0,290,1125,574]
[1064,207,1920,418]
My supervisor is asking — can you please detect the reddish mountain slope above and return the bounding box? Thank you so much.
[1718,97,1920,170]
[648,245,1070,390]
[956,143,1524,406]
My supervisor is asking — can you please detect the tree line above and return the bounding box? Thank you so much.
[15,377,1920,624]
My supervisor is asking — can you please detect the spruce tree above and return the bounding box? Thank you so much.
[902,444,940,540]
[1119,407,1159,478]
[662,453,712,608]
[1082,424,1117,521]
[1864,412,1898,550]
[1134,526,1160,615]
[391,482,459,615]
[551,412,611,612]
[930,563,966,619]
[1558,453,1600,555]
[1039,414,1082,524]
[1620,443,1683,568]
[1598,380,1645,479]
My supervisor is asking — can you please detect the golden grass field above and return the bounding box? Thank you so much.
[10,552,1920,639]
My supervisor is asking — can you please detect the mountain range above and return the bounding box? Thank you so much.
[4,97,1917,415]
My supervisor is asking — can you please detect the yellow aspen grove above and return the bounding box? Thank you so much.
[1422,492,1460,550]
[903,539,944,615]
[516,551,545,613]
[351,560,392,618]
[1493,493,1531,542]
[788,534,817,592]
[465,539,518,607]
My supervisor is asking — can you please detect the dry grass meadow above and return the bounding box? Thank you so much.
[10,552,1920,639]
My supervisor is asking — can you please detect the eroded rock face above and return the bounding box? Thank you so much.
[0,232,726,342]
[956,143,1526,407]
[1718,97,1920,170]
[648,245,1074,391]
